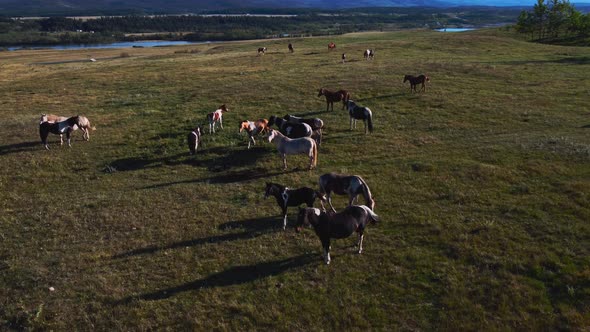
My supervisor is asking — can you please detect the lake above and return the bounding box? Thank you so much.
[435,28,476,32]
[7,40,211,51]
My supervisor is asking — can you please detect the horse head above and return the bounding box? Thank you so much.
[403,75,410,83]
[317,88,325,97]
[264,182,273,199]
[266,129,278,142]
[219,104,229,112]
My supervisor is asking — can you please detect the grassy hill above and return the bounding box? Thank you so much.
[0,29,589,330]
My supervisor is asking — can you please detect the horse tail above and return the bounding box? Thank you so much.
[312,139,318,168]
[358,176,374,210]
[367,109,374,133]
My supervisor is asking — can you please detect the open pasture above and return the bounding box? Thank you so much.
[1,30,589,330]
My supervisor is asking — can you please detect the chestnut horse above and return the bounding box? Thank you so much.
[328,42,336,50]
[207,104,229,134]
[296,205,379,264]
[403,74,430,93]
[317,88,350,111]
[239,119,269,149]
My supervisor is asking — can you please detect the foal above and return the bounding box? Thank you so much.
[207,104,229,134]
[297,205,379,264]
[187,126,202,155]
[239,119,269,149]
[317,88,350,111]
[403,74,430,93]
[264,182,325,230]
[346,100,374,133]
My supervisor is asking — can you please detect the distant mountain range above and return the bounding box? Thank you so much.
[1,0,589,16]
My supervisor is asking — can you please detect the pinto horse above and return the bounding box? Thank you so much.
[268,116,313,139]
[39,116,83,150]
[318,88,350,111]
[346,100,373,133]
[257,47,267,55]
[40,113,95,141]
[363,49,374,60]
[328,42,336,50]
[187,126,202,155]
[283,114,324,145]
[264,182,326,230]
[403,74,430,93]
[239,119,269,149]
[296,205,379,264]
[207,104,229,134]
[319,172,375,213]
[267,129,318,170]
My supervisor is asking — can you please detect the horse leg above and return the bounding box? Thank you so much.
[282,207,288,230]
[220,117,223,129]
[328,194,336,213]
[66,130,72,147]
[357,232,364,254]
[350,117,353,131]
[322,239,331,264]
[60,134,64,146]
[282,153,287,170]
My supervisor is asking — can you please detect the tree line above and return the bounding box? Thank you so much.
[515,0,590,40]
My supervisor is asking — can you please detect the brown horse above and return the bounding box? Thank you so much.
[239,119,269,149]
[318,88,350,111]
[403,74,430,93]
[328,42,336,50]
[288,43,294,53]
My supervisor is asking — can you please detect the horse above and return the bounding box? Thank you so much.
[363,49,374,60]
[283,114,324,145]
[288,43,294,53]
[264,182,326,230]
[207,104,229,134]
[345,100,373,134]
[328,42,336,50]
[296,205,379,264]
[341,53,346,64]
[40,113,95,141]
[39,116,83,150]
[266,129,318,170]
[187,126,202,155]
[257,47,267,55]
[403,74,430,93]
[239,119,269,149]
[268,116,313,139]
[318,172,375,213]
[317,88,350,111]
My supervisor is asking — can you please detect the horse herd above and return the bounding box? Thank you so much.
[35,42,430,264]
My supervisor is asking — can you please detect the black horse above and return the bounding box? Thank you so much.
[187,126,202,155]
[268,115,313,139]
[264,182,325,230]
[283,114,324,145]
[297,205,379,264]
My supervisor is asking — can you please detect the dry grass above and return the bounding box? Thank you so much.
[0,29,589,330]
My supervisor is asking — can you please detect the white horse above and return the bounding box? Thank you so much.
[207,104,229,134]
[40,113,95,142]
[267,129,318,170]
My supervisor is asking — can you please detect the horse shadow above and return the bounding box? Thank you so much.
[356,93,406,102]
[109,152,193,171]
[0,141,40,156]
[115,253,314,303]
[581,124,590,129]
[112,216,279,260]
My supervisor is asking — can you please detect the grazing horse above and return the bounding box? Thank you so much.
[317,88,350,111]
[296,205,379,264]
[187,126,202,155]
[283,114,324,145]
[266,129,318,170]
[363,49,374,60]
[288,43,294,53]
[239,119,269,149]
[207,104,229,134]
[257,47,267,55]
[403,74,430,93]
[264,182,326,230]
[268,116,313,139]
[346,100,373,133]
[40,113,95,141]
[328,42,336,50]
[39,116,82,150]
[318,172,375,213]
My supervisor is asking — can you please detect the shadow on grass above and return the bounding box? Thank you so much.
[0,141,40,155]
[498,56,590,66]
[581,124,590,129]
[116,253,314,303]
[112,216,280,260]
[141,167,298,189]
[357,93,406,102]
